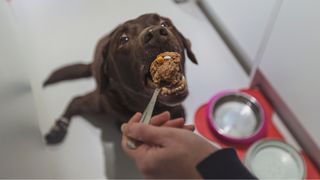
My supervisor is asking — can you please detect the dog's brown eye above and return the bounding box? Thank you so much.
[161,22,169,27]
[119,35,129,45]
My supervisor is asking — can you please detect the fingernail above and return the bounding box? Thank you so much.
[132,113,139,118]
[121,123,127,133]
[163,111,170,117]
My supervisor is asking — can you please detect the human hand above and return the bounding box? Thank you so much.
[121,112,218,179]
[122,111,194,149]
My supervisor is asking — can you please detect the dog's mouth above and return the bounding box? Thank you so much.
[143,52,188,104]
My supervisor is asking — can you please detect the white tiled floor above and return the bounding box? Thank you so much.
[1,0,248,178]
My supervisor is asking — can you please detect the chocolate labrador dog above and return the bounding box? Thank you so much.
[44,13,198,144]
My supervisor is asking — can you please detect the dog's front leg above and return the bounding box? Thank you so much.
[168,105,186,119]
[45,91,102,144]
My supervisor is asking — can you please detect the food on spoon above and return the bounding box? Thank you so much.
[149,52,186,95]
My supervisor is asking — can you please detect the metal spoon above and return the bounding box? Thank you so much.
[127,88,160,149]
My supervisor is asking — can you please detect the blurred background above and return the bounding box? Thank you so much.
[0,0,319,178]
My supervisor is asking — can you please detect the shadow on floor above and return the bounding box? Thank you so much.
[83,114,142,179]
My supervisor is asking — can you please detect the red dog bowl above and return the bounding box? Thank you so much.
[207,90,267,144]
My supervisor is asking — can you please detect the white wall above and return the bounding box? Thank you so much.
[259,0,320,146]
[203,0,277,64]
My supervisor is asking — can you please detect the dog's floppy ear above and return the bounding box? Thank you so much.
[177,30,198,64]
[93,34,111,94]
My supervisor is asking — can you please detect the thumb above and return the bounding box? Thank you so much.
[126,123,168,145]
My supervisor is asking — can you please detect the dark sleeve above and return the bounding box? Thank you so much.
[196,148,256,179]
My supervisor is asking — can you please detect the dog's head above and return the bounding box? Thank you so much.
[94,13,197,106]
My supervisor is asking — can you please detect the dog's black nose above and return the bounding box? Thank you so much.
[159,27,168,36]
[144,26,169,44]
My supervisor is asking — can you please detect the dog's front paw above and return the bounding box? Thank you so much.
[45,129,67,144]
[45,118,69,145]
